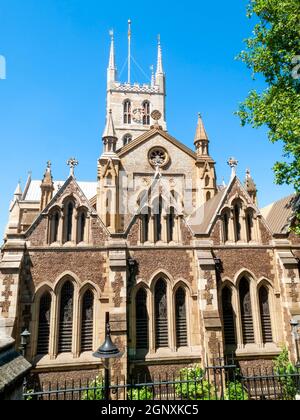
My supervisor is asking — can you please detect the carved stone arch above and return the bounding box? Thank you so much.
[131,280,150,300]
[79,281,101,301]
[229,195,247,208]
[149,270,174,292]
[173,279,193,297]
[34,282,55,300]
[53,271,81,295]
[234,269,257,287]
[61,194,77,208]
[257,277,273,292]
[47,204,62,217]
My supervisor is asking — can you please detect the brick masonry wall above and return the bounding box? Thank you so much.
[215,248,275,283]
[28,250,108,292]
[132,249,194,285]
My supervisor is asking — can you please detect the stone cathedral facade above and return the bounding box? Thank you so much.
[0,32,300,384]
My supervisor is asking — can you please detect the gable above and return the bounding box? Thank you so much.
[25,176,109,245]
[119,132,197,178]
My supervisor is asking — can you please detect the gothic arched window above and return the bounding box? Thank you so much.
[234,203,242,242]
[206,191,211,201]
[50,211,60,244]
[141,213,150,243]
[175,287,188,347]
[155,279,168,348]
[123,134,132,146]
[222,211,229,242]
[154,196,163,242]
[124,100,131,124]
[259,286,273,344]
[246,210,254,242]
[81,290,94,352]
[167,207,175,242]
[37,292,52,355]
[136,288,148,350]
[64,201,74,243]
[143,101,150,125]
[239,278,254,344]
[222,287,236,346]
[77,211,86,243]
[58,281,74,353]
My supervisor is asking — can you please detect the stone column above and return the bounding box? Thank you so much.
[277,251,300,363]
[197,251,223,364]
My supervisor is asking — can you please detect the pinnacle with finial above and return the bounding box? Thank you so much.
[194,113,209,143]
[67,158,79,177]
[228,157,238,178]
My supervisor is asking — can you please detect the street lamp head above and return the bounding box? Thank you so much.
[93,313,123,363]
[20,329,31,347]
[290,319,299,329]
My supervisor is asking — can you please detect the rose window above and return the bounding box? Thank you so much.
[149,147,169,168]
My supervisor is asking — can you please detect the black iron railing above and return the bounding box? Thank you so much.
[23,362,300,401]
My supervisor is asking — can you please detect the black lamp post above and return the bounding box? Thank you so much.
[93,313,123,401]
[20,329,31,358]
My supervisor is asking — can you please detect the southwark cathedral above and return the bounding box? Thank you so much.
[0,30,299,384]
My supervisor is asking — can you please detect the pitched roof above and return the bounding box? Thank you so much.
[188,188,227,235]
[118,127,197,159]
[23,180,97,202]
[261,194,296,234]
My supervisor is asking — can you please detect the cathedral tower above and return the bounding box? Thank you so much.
[106,23,167,150]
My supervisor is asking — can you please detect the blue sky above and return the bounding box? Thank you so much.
[0,0,294,238]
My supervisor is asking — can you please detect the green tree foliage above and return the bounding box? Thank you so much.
[274,348,298,400]
[127,387,153,400]
[237,0,300,231]
[81,376,104,400]
[175,366,216,400]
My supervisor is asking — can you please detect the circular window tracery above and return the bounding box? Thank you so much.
[148,147,169,168]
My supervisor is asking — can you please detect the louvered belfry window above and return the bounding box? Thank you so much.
[37,292,51,355]
[136,288,148,349]
[58,281,74,353]
[222,287,236,346]
[175,287,188,347]
[259,287,273,343]
[239,278,255,344]
[81,290,94,352]
[143,101,150,125]
[155,279,168,348]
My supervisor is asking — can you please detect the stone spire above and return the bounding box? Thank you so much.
[155,35,165,93]
[102,110,118,156]
[194,114,209,158]
[156,35,163,74]
[40,161,54,211]
[194,114,217,206]
[245,168,258,204]
[107,30,117,87]
[14,181,22,202]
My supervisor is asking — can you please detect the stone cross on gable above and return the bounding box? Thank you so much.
[227,157,238,178]
[67,158,79,177]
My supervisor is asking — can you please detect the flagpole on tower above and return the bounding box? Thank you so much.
[128,19,131,84]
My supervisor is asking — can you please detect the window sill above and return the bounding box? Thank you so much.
[32,352,102,370]
[234,343,281,358]
[131,346,202,363]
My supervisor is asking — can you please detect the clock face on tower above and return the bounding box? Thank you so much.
[131,108,144,124]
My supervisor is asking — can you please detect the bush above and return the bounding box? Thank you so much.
[81,376,104,400]
[128,387,153,400]
[225,381,248,400]
[274,348,297,400]
[175,366,216,400]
